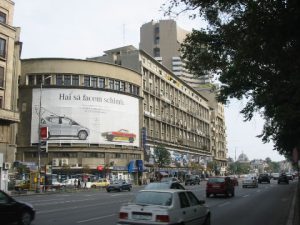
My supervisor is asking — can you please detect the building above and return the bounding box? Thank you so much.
[0,0,22,190]
[139,19,213,90]
[140,20,227,171]
[17,58,143,182]
[89,45,212,176]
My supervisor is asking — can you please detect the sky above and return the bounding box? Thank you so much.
[12,0,285,162]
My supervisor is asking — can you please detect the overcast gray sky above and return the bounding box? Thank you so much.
[13,0,285,161]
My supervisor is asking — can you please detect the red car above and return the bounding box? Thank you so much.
[102,129,136,143]
[206,176,235,198]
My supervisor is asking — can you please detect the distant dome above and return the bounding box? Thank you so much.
[238,153,249,162]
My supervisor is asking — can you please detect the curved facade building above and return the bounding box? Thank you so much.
[17,58,143,181]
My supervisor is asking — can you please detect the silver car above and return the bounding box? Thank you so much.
[41,116,90,140]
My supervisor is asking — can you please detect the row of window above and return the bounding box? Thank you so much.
[24,152,141,159]
[27,74,140,96]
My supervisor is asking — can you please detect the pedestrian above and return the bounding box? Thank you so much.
[77,179,81,189]
[74,179,77,189]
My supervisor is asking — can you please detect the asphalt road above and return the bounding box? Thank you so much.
[13,178,298,225]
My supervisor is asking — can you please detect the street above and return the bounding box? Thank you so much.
[13,179,298,225]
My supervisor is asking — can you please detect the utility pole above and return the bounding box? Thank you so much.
[36,76,51,193]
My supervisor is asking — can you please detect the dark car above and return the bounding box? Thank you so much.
[206,176,235,198]
[106,180,132,192]
[258,173,271,184]
[185,175,200,185]
[278,173,289,184]
[0,190,35,225]
[144,181,185,190]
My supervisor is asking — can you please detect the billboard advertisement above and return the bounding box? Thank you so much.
[31,88,140,147]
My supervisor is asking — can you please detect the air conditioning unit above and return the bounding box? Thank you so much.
[61,158,69,166]
[3,162,11,170]
[52,158,59,167]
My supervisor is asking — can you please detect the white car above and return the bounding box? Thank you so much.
[242,176,258,188]
[117,189,210,225]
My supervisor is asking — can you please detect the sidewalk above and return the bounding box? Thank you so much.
[292,180,299,225]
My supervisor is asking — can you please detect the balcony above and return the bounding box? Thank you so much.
[0,108,20,122]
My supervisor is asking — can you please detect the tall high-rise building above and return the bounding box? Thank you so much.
[139,19,213,91]
[0,0,22,166]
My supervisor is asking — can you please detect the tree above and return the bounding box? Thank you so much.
[154,145,171,167]
[165,0,300,158]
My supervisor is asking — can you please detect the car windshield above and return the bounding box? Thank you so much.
[134,191,173,206]
[208,178,225,183]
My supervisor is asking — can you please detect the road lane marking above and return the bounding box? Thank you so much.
[218,202,230,207]
[242,194,249,198]
[77,214,116,223]
[256,190,261,193]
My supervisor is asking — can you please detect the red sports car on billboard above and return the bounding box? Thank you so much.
[101,129,136,143]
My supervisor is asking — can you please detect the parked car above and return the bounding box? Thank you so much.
[41,115,90,140]
[117,189,210,225]
[0,190,35,225]
[61,178,77,188]
[14,180,30,191]
[101,129,136,143]
[242,175,258,188]
[185,175,201,185]
[206,176,235,198]
[144,182,185,190]
[258,173,270,184]
[106,180,132,192]
[278,173,289,184]
[91,178,110,188]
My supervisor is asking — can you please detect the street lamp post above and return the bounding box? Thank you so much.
[36,75,51,193]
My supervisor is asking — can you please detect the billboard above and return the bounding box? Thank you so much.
[31,88,140,147]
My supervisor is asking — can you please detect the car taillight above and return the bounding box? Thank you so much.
[119,212,128,219]
[156,215,170,222]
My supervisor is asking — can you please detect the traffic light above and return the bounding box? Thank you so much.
[40,140,48,152]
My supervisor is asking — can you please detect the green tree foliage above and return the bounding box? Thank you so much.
[154,145,171,167]
[165,0,300,157]
[228,162,250,175]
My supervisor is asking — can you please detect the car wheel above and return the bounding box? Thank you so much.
[106,189,110,192]
[203,214,211,225]
[107,135,114,141]
[206,193,210,198]
[78,130,88,140]
[19,211,32,225]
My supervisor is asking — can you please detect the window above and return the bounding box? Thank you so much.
[0,12,6,23]
[114,80,120,90]
[98,78,105,88]
[72,75,79,86]
[179,192,190,208]
[0,66,4,88]
[120,81,125,91]
[84,76,90,87]
[28,75,35,85]
[91,76,97,88]
[56,75,63,85]
[109,79,114,89]
[0,38,6,58]
[153,47,160,57]
[36,76,42,85]
[64,75,71,86]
